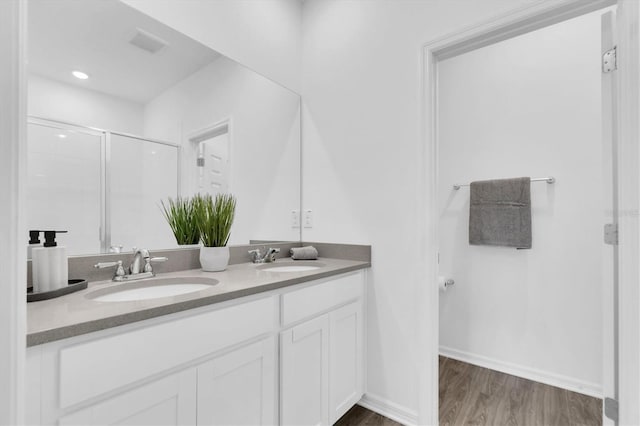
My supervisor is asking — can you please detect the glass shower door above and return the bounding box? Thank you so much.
[26,122,103,255]
[109,133,179,251]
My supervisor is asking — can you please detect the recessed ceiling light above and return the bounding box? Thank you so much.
[57,134,67,139]
[72,70,89,80]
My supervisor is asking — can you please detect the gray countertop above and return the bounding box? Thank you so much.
[27,257,370,347]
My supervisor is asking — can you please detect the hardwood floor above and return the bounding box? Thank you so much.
[334,404,402,426]
[336,357,602,426]
[439,356,602,426]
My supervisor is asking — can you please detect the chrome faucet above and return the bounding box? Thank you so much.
[94,248,168,282]
[248,247,280,263]
[129,248,149,275]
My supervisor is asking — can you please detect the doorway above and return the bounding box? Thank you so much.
[419,1,637,424]
[188,120,231,197]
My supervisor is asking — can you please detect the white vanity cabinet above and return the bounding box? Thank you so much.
[197,337,277,425]
[26,270,365,426]
[281,315,330,426]
[58,369,197,426]
[280,272,365,426]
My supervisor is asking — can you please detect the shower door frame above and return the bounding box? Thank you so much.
[418,0,639,425]
[27,116,181,254]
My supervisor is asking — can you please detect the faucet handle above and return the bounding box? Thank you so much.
[248,249,261,263]
[115,261,126,277]
[94,260,125,278]
[94,261,119,269]
[144,257,168,273]
[266,247,280,263]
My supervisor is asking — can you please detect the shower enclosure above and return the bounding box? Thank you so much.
[27,117,180,255]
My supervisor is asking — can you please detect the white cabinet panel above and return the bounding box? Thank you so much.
[197,337,276,426]
[59,296,275,408]
[329,302,363,424]
[282,272,362,326]
[281,315,330,426]
[59,369,196,426]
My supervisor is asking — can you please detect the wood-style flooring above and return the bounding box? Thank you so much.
[335,404,402,426]
[335,356,602,426]
[439,356,601,426]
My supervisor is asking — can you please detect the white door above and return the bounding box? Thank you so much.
[601,9,618,426]
[329,302,363,424]
[196,337,276,426]
[58,369,196,426]
[280,315,330,426]
[197,133,229,195]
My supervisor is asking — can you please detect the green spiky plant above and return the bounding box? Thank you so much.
[194,193,237,247]
[160,197,200,245]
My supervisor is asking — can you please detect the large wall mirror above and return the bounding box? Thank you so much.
[27,0,301,256]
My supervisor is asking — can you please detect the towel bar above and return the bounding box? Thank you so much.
[453,176,555,190]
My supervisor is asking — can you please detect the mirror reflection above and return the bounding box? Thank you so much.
[27,0,301,256]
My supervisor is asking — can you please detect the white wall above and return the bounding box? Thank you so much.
[121,0,302,94]
[144,55,301,244]
[300,0,559,422]
[438,11,603,395]
[28,75,144,134]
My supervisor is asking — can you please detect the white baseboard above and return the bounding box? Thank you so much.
[439,346,602,398]
[358,393,419,426]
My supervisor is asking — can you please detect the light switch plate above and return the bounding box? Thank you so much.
[291,210,300,228]
[303,209,313,228]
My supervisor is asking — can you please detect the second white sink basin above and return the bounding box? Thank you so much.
[257,262,325,273]
[86,277,219,302]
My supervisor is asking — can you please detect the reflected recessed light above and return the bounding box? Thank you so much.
[57,134,67,139]
[72,70,89,80]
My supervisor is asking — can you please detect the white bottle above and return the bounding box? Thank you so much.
[32,230,68,293]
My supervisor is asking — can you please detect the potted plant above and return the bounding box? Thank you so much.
[194,193,237,271]
[160,197,200,246]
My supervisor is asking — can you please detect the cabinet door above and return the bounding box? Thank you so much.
[281,315,330,426]
[197,337,276,425]
[58,369,196,426]
[329,302,364,423]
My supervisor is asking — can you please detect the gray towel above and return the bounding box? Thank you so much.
[469,177,531,249]
[290,246,318,260]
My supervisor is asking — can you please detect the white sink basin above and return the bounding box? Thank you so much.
[256,262,325,273]
[86,277,219,302]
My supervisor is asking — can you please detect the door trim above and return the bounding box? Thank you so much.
[0,0,27,424]
[418,0,638,424]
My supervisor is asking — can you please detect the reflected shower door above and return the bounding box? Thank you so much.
[109,134,179,251]
[27,123,102,255]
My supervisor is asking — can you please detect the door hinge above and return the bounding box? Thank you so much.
[197,157,205,167]
[603,47,617,73]
[605,397,619,422]
[604,223,618,245]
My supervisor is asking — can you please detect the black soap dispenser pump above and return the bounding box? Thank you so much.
[27,230,42,260]
[31,230,68,293]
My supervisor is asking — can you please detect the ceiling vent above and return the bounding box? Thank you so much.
[129,28,168,54]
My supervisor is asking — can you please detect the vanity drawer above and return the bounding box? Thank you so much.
[59,295,276,409]
[281,271,363,327]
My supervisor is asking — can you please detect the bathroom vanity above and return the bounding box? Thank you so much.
[26,257,369,426]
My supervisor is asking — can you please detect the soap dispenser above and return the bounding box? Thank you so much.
[32,230,68,293]
[27,230,42,260]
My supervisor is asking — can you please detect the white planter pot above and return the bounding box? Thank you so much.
[200,246,230,272]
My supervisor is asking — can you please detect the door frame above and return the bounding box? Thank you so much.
[0,0,27,424]
[418,0,639,424]
[187,117,233,196]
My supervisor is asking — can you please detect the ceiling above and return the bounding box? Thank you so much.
[28,0,221,104]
